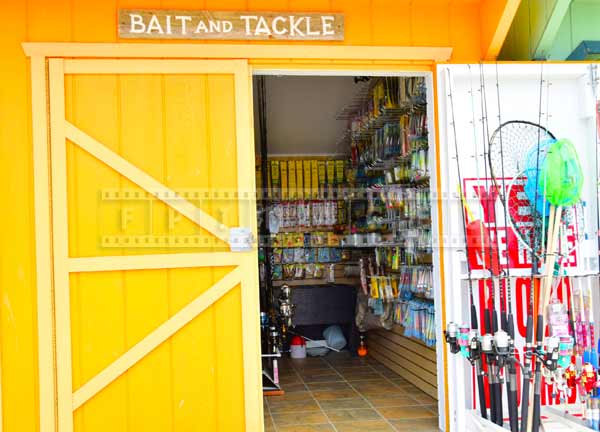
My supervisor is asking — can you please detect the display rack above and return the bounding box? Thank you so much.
[341,77,436,349]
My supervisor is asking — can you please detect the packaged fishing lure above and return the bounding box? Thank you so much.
[292,233,304,247]
[317,248,331,263]
[314,264,324,279]
[294,265,305,279]
[269,234,281,248]
[272,248,283,264]
[304,263,315,278]
[304,248,316,263]
[327,232,341,247]
[293,248,305,263]
[303,232,311,248]
[283,264,295,280]
[330,248,342,262]
[271,265,282,280]
[282,248,295,264]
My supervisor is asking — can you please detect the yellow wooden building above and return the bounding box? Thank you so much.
[0,1,520,431]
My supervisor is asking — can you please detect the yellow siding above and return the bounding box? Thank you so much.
[0,0,512,431]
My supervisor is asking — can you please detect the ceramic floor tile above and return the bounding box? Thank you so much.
[306,381,352,391]
[317,397,371,410]
[344,372,387,381]
[277,425,335,432]
[351,381,406,396]
[390,418,440,431]
[312,389,360,400]
[411,392,438,404]
[366,395,421,407]
[267,391,313,403]
[333,365,376,373]
[281,383,309,393]
[271,411,329,426]
[377,405,437,420]
[324,408,382,422]
[266,354,439,432]
[349,378,393,386]
[268,399,322,413]
[302,373,344,383]
[280,375,304,385]
[332,420,396,432]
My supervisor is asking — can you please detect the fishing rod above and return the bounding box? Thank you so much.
[479,63,504,427]
[492,62,519,432]
[469,64,497,423]
[522,64,545,432]
[444,67,488,420]
[527,63,548,432]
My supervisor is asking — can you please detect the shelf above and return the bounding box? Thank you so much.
[272,278,359,287]
[273,226,341,233]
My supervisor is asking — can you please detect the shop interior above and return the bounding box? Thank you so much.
[253,73,440,431]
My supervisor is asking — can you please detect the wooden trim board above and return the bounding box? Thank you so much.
[22,43,452,62]
[369,339,437,385]
[369,324,438,399]
[370,347,437,399]
[48,58,74,432]
[64,121,230,243]
[31,55,56,432]
[370,333,437,376]
[374,328,436,362]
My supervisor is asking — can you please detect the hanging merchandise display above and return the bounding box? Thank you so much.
[341,77,435,347]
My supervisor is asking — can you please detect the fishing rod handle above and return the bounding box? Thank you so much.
[495,381,504,427]
[471,304,479,331]
[507,384,519,432]
[489,381,498,424]
[508,314,515,340]
[476,373,488,419]
[520,377,531,432]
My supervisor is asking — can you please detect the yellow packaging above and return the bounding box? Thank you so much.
[317,160,325,198]
[303,160,312,199]
[270,160,280,200]
[326,160,335,198]
[311,160,319,199]
[327,232,340,246]
[267,164,272,200]
[280,159,288,200]
[336,159,345,197]
[288,161,296,200]
[336,160,345,184]
[296,160,304,200]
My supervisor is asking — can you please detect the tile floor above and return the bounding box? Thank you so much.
[264,352,439,431]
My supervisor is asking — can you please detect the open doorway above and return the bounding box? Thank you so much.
[253,72,442,431]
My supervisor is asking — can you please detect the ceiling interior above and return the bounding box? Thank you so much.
[253,75,361,156]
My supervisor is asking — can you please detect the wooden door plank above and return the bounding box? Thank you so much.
[72,266,241,410]
[68,252,245,272]
[64,121,230,243]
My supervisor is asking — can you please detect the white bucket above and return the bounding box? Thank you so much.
[290,344,306,359]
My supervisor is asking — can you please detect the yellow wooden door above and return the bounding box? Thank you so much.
[44,58,262,432]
